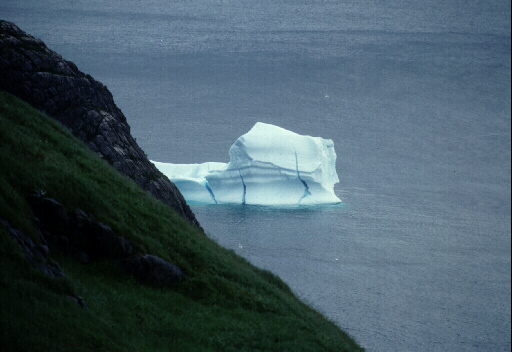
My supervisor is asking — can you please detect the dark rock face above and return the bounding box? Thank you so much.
[123,255,183,287]
[0,20,200,228]
[0,219,64,278]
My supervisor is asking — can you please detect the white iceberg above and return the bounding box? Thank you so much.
[152,122,341,205]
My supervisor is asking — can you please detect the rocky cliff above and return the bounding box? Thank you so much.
[0,20,199,227]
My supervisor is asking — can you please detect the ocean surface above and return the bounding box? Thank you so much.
[1,1,510,350]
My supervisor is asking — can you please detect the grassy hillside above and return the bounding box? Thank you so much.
[0,91,362,351]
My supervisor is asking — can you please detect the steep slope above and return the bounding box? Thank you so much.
[0,20,199,227]
[0,91,363,351]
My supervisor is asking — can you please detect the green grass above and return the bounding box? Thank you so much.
[0,91,363,351]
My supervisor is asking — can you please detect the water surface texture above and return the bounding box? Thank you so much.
[1,1,510,351]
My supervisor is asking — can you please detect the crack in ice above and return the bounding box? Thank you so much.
[204,182,218,204]
[295,150,311,204]
[237,167,247,205]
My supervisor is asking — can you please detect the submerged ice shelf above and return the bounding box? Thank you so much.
[152,122,341,206]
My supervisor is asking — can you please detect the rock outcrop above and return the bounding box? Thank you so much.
[29,192,134,262]
[0,20,199,228]
[28,192,183,287]
[1,218,90,309]
[1,219,64,278]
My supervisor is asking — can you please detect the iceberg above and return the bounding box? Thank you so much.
[152,122,341,205]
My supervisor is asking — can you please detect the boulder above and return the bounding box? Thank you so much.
[67,295,88,310]
[28,194,70,236]
[88,221,133,259]
[123,255,183,287]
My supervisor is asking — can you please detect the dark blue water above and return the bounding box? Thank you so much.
[1,1,510,350]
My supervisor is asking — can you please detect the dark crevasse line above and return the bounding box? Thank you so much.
[204,182,218,204]
[237,167,247,205]
[295,151,311,204]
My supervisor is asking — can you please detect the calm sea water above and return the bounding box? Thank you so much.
[1,1,510,350]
